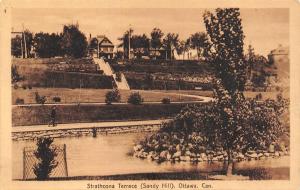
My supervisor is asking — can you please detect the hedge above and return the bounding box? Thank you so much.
[111,64,212,74]
[12,103,206,126]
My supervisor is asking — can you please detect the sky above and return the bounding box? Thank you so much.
[12,8,289,56]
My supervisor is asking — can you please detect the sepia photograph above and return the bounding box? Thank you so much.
[1,0,300,189]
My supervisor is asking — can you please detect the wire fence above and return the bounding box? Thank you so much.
[23,144,68,180]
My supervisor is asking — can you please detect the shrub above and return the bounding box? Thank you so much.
[127,92,144,105]
[28,85,32,89]
[15,98,24,104]
[161,98,171,104]
[105,89,121,105]
[35,92,47,104]
[22,84,27,90]
[53,96,61,103]
[33,137,58,180]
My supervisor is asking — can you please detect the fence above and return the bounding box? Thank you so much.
[23,144,68,180]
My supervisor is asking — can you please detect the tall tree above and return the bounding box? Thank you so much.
[61,24,88,58]
[34,32,62,58]
[150,28,164,58]
[162,33,180,60]
[203,8,287,176]
[11,35,22,57]
[189,32,209,60]
[131,34,150,58]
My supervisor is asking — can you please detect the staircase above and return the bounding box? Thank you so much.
[93,58,130,90]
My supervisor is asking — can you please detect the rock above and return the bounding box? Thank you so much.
[250,153,258,158]
[153,156,159,160]
[173,151,182,158]
[212,157,218,162]
[200,153,207,158]
[269,144,275,153]
[185,151,192,156]
[257,153,264,158]
[217,155,224,161]
[190,153,196,158]
[134,144,143,152]
[147,154,153,160]
[159,150,168,159]
[236,153,245,159]
[264,152,270,157]
[197,158,203,162]
[274,151,280,157]
[176,144,181,151]
[284,151,289,155]
[279,151,285,156]
[167,153,172,160]
[180,156,191,161]
[175,158,180,161]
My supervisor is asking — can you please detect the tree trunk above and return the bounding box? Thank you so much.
[226,150,233,176]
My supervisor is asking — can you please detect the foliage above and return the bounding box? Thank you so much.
[161,98,171,104]
[189,32,209,60]
[127,92,144,105]
[33,137,58,180]
[61,24,88,58]
[131,34,150,58]
[162,33,180,60]
[105,89,121,105]
[53,96,61,103]
[35,92,47,104]
[11,65,24,83]
[150,28,164,59]
[11,35,22,57]
[34,32,63,58]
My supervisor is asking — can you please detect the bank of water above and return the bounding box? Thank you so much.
[12,132,289,180]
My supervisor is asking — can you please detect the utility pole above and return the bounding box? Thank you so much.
[22,24,27,58]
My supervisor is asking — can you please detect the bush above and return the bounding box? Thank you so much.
[22,84,27,89]
[33,137,58,180]
[161,98,171,104]
[16,98,24,104]
[127,92,144,105]
[28,85,32,89]
[35,92,47,104]
[53,96,61,103]
[255,93,263,100]
[105,89,121,105]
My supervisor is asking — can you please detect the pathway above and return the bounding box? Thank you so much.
[12,119,169,133]
[93,57,130,90]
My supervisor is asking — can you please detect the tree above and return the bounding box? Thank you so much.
[131,34,150,58]
[33,137,58,180]
[150,28,164,58]
[61,24,88,58]
[162,33,180,60]
[203,8,287,176]
[11,35,22,57]
[118,28,134,59]
[34,32,62,58]
[127,92,144,105]
[105,89,121,105]
[189,32,209,60]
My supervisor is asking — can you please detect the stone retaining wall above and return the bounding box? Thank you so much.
[12,124,162,141]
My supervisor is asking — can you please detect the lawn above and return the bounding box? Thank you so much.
[12,88,201,105]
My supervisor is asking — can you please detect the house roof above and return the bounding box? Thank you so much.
[96,35,114,47]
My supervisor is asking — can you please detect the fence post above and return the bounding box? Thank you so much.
[23,148,26,180]
[63,144,68,177]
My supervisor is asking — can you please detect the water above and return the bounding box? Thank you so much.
[12,133,289,180]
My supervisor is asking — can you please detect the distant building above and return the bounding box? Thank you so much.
[89,35,114,59]
[268,45,289,85]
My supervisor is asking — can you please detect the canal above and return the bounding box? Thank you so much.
[12,132,289,180]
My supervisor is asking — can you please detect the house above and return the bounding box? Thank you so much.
[89,35,114,59]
